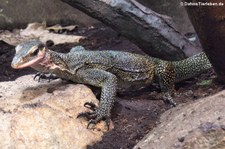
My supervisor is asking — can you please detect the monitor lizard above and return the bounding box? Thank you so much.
[11,40,212,129]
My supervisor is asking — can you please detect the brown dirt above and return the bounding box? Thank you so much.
[0,25,224,149]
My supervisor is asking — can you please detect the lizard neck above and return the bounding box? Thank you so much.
[172,52,212,82]
[31,50,67,73]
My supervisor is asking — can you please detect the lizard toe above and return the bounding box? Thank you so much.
[87,118,100,129]
[77,108,111,129]
[84,102,97,111]
[87,114,110,130]
[34,72,42,82]
[77,111,97,120]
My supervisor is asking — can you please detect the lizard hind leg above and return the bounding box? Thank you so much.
[155,61,176,107]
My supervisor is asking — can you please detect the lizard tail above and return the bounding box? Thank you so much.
[172,52,212,82]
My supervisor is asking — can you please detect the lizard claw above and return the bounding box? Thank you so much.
[77,111,97,120]
[34,72,58,82]
[34,72,43,82]
[77,102,111,130]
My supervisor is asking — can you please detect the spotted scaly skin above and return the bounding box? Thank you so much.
[11,40,212,129]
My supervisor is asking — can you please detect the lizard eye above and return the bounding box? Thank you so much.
[32,48,39,56]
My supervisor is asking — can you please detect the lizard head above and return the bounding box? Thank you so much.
[11,40,48,69]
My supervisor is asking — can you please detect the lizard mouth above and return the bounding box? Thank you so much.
[11,52,46,69]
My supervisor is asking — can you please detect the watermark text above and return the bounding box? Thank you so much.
[180,2,224,6]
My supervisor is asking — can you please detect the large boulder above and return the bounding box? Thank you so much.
[0,75,106,148]
[134,90,225,149]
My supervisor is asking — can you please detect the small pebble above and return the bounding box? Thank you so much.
[178,137,185,142]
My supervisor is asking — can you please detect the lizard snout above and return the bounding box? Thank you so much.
[11,57,22,69]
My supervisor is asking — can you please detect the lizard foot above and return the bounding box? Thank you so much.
[163,98,177,107]
[77,102,110,130]
[34,72,58,82]
[162,93,177,107]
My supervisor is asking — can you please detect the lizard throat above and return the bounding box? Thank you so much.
[31,51,64,72]
[30,52,52,71]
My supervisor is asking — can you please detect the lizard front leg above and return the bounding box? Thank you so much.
[76,68,117,129]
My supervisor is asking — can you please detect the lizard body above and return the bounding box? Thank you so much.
[11,40,212,128]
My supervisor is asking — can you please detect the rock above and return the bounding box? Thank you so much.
[0,75,109,148]
[0,0,100,30]
[134,91,225,149]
